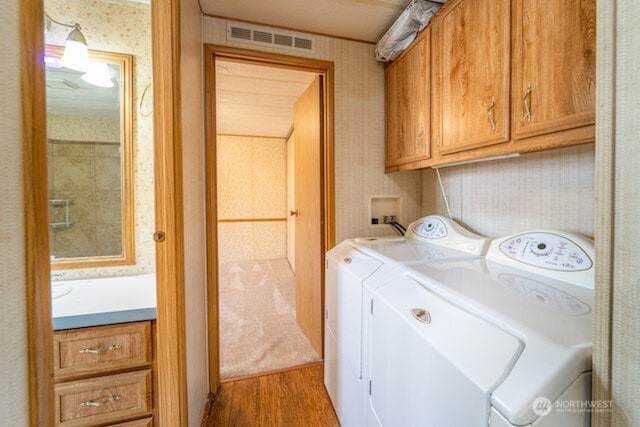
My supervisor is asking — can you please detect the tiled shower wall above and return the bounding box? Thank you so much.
[421,144,595,238]
[203,16,423,243]
[217,135,288,263]
[48,140,122,258]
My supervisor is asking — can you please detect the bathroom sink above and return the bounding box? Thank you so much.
[51,285,72,300]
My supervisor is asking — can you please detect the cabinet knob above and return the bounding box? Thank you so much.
[289,210,299,217]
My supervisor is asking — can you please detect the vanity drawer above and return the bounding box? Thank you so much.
[109,416,153,426]
[54,322,152,381]
[55,370,152,426]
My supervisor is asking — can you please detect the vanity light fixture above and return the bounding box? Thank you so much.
[81,62,114,88]
[45,13,90,72]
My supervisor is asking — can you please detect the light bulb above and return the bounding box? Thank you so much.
[59,25,90,72]
[81,63,114,88]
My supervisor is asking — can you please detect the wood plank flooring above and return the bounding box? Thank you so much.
[203,364,339,426]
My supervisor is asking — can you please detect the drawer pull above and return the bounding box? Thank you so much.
[79,344,122,354]
[80,395,122,407]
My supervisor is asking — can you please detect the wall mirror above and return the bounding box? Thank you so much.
[46,45,134,269]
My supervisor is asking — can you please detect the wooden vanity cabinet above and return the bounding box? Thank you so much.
[52,321,156,426]
[431,0,511,156]
[511,0,596,141]
[385,28,431,172]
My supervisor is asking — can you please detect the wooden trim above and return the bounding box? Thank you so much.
[22,0,55,424]
[204,45,222,396]
[202,13,376,45]
[46,46,136,271]
[219,361,324,384]
[216,133,289,139]
[217,218,287,223]
[152,0,189,425]
[205,44,335,392]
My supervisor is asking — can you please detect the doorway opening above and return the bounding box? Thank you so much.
[205,45,335,386]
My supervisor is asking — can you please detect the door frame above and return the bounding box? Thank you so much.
[204,44,335,390]
[22,0,189,424]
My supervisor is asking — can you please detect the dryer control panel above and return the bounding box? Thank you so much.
[405,215,490,256]
[499,232,592,271]
[488,231,595,289]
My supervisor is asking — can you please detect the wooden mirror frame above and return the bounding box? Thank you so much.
[46,45,135,270]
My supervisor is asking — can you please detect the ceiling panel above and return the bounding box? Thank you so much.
[216,60,317,138]
[45,67,120,118]
[200,0,410,43]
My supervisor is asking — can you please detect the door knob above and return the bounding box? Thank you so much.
[289,210,299,216]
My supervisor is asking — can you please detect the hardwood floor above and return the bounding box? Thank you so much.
[203,363,339,426]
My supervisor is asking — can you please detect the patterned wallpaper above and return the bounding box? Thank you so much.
[46,0,153,279]
[421,144,595,238]
[217,135,288,263]
[203,16,423,243]
[48,114,120,143]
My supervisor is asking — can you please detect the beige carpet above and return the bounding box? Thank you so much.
[218,258,321,379]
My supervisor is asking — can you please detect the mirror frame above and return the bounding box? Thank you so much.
[46,45,135,270]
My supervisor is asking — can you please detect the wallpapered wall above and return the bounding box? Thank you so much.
[421,144,595,238]
[217,135,288,263]
[48,113,120,142]
[203,16,423,243]
[46,0,153,279]
[0,0,29,422]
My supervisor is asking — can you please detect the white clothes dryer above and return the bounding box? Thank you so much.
[362,230,595,427]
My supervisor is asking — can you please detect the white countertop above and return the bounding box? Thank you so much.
[51,273,157,330]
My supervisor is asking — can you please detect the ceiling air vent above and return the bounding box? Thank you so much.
[226,22,316,54]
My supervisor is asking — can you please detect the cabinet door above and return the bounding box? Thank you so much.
[512,0,596,139]
[433,0,510,155]
[385,31,430,168]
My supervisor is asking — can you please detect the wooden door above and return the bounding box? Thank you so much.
[385,30,430,169]
[433,0,510,155]
[512,0,596,140]
[294,76,323,354]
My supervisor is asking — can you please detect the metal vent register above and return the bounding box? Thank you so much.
[227,22,316,53]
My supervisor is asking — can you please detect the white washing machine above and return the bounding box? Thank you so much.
[324,215,490,427]
[362,230,595,427]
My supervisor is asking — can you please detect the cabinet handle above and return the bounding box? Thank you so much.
[79,344,122,355]
[80,395,122,407]
[487,97,496,132]
[289,210,299,216]
[523,82,533,123]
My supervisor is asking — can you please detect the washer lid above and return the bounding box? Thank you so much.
[350,237,485,264]
[327,241,383,280]
[402,259,593,425]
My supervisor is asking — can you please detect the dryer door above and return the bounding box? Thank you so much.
[366,275,522,427]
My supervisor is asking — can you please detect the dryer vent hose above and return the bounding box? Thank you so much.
[390,221,406,236]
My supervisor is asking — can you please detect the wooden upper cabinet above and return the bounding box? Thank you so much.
[512,0,596,139]
[432,0,511,155]
[385,29,430,169]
